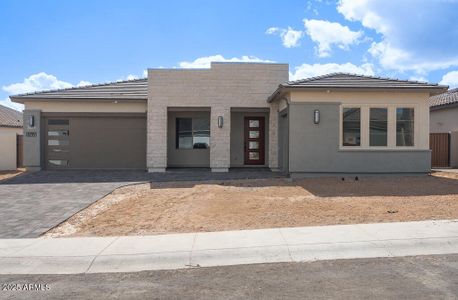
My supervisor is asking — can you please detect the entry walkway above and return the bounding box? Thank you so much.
[1,219,457,274]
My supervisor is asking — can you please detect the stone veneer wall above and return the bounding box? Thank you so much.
[147,62,289,172]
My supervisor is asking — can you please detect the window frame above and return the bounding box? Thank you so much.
[341,106,362,147]
[395,107,415,147]
[340,104,417,150]
[369,107,388,147]
[175,117,210,150]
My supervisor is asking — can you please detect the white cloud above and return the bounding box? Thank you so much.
[337,0,389,34]
[290,62,374,81]
[178,55,275,68]
[3,72,73,95]
[77,80,92,87]
[337,0,458,72]
[0,98,23,111]
[440,70,458,88]
[303,19,363,57]
[1,73,92,112]
[409,75,427,83]
[266,27,303,48]
[282,28,304,48]
[126,74,138,81]
[265,27,280,35]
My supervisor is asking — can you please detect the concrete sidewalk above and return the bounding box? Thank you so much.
[1,219,458,274]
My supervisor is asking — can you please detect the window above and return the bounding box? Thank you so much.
[396,108,414,146]
[48,119,69,125]
[370,108,388,146]
[48,160,69,166]
[176,117,210,149]
[48,139,69,146]
[342,108,361,146]
[48,130,69,137]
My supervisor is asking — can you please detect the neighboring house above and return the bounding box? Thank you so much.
[0,104,23,170]
[429,88,458,167]
[11,62,447,176]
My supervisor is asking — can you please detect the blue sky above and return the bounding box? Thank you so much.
[1,0,458,110]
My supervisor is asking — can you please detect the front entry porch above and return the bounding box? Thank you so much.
[150,106,278,173]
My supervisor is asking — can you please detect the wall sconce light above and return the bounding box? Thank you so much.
[28,115,35,128]
[218,116,224,128]
[314,110,320,124]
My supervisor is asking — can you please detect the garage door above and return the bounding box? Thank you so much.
[45,115,146,169]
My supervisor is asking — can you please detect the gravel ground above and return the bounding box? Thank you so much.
[46,174,458,237]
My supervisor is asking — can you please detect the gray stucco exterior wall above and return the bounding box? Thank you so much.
[430,106,458,133]
[288,103,431,175]
[23,110,41,171]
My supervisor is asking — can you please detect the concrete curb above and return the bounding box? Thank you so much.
[1,220,457,274]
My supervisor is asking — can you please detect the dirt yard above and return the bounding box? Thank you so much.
[0,169,25,182]
[46,174,458,237]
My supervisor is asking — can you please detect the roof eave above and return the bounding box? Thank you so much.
[10,96,147,104]
[266,85,283,103]
[430,102,458,111]
[267,84,449,103]
[286,84,448,90]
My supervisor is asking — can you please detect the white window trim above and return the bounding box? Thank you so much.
[339,103,418,151]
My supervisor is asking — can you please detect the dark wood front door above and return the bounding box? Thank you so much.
[244,117,265,165]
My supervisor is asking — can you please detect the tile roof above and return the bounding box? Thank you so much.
[10,78,147,103]
[429,88,458,108]
[285,73,448,89]
[268,73,448,102]
[0,105,23,128]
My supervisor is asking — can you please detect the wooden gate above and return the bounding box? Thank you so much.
[16,134,23,168]
[430,133,450,168]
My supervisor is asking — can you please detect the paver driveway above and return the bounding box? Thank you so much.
[0,172,148,238]
[0,169,282,238]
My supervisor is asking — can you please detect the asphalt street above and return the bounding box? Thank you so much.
[1,254,457,299]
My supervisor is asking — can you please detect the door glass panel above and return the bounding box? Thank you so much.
[249,131,260,138]
[249,141,259,149]
[48,160,69,166]
[48,130,69,137]
[48,139,69,146]
[249,120,259,128]
[249,152,259,160]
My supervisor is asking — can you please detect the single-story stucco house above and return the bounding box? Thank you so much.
[0,104,23,170]
[429,88,458,168]
[10,62,448,176]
